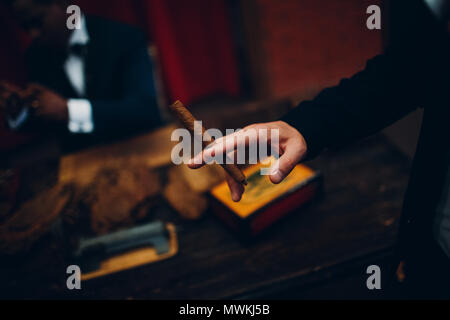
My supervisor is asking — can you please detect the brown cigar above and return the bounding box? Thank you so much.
[169,100,248,186]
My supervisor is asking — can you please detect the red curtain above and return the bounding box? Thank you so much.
[0,0,241,150]
[0,4,32,150]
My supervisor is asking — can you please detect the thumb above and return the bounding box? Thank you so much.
[269,144,305,184]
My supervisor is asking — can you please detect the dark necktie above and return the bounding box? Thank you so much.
[69,43,88,58]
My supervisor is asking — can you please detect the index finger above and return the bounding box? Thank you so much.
[189,126,265,168]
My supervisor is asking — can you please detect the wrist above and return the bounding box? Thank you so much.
[279,102,325,160]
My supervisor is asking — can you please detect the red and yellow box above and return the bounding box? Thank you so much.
[210,159,322,237]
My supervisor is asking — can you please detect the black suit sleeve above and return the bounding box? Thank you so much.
[280,0,444,159]
[281,49,423,159]
[90,31,162,133]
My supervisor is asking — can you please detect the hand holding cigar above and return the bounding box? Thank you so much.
[169,101,248,188]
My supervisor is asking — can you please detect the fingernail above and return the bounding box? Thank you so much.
[271,170,283,183]
[231,191,239,202]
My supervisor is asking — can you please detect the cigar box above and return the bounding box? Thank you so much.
[210,160,322,237]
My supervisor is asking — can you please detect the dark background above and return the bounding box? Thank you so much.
[0,0,426,299]
[1,0,422,157]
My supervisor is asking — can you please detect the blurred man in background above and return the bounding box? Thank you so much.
[0,0,162,147]
[190,0,450,298]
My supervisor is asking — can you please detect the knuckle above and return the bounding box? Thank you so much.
[282,155,296,170]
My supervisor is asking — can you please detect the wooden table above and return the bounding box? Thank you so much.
[0,99,411,299]
[55,134,409,300]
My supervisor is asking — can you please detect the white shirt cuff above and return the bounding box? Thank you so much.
[67,99,94,133]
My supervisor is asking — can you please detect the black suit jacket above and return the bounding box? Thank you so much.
[282,0,450,266]
[25,16,162,140]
